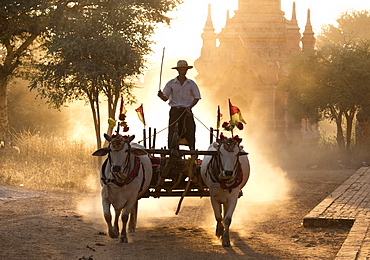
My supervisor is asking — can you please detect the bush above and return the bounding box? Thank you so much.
[0,131,100,193]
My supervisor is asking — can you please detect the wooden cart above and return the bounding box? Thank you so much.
[139,124,219,214]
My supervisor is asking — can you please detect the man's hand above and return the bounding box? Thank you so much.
[186,106,193,114]
[158,90,168,101]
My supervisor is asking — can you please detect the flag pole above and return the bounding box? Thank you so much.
[159,47,165,91]
[228,99,234,137]
[216,105,221,140]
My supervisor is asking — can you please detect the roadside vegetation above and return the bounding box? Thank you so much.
[0,130,98,193]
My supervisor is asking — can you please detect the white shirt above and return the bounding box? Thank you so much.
[163,77,201,107]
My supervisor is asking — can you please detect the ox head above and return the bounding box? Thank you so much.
[92,134,147,176]
[214,136,243,180]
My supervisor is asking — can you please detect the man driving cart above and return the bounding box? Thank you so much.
[157,60,201,150]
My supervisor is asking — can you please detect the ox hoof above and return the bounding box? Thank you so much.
[128,228,135,233]
[119,237,128,243]
[108,228,119,239]
[216,227,224,238]
[222,237,231,247]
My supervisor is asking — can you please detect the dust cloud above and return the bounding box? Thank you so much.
[74,57,291,234]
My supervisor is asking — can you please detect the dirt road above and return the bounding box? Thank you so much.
[0,168,354,260]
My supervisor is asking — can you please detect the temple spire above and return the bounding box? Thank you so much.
[204,3,214,30]
[225,9,230,25]
[301,9,316,51]
[291,2,297,24]
[305,9,313,30]
[286,2,301,52]
[200,3,217,59]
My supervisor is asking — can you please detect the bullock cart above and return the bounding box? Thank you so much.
[93,122,249,244]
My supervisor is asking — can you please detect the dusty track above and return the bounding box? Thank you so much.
[0,168,354,259]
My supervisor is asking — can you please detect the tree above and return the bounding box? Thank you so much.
[0,0,64,145]
[319,40,370,151]
[283,40,370,151]
[29,0,182,148]
[317,10,370,47]
[282,10,370,152]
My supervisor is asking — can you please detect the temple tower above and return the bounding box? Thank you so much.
[195,0,315,140]
[302,9,316,51]
[201,4,217,59]
[286,2,302,52]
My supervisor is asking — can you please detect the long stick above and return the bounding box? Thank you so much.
[159,47,165,91]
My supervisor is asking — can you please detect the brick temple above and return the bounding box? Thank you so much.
[195,0,317,141]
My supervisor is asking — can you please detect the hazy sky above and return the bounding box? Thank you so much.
[149,0,370,63]
[120,0,370,149]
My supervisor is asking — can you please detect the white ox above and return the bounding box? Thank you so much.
[93,134,152,243]
[201,136,250,247]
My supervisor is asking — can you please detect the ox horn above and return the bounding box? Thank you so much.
[126,135,135,143]
[104,133,112,142]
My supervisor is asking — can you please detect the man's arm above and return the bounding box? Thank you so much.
[158,90,168,102]
[187,98,200,111]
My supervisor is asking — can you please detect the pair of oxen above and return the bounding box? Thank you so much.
[93,134,250,247]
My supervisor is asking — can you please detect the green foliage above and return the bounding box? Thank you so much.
[0,0,64,143]
[0,0,53,43]
[27,0,182,148]
[30,0,182,107]
[0,0,60,75]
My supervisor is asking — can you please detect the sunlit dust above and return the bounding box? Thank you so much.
[69,0,369,243]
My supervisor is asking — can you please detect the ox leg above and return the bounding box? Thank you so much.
[102,199,119,239]
[128,201,138,233]
[119,214,129,243]
[113,209,121,236]
[211,197,224,238]
[221,199,238,247]
[119,198,137,243]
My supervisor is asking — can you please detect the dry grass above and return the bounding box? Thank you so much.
[0,131,100,193]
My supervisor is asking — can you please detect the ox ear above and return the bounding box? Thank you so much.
[92,147,110,156]
[131,148,148,156]
[212,142,219,149]
[126,135,135,143]
[238,151,249,156]
[104,133,112,142]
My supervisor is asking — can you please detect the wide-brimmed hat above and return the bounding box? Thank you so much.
[172,60,193,69]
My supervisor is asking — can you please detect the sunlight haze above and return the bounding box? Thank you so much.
[149,0,370,62]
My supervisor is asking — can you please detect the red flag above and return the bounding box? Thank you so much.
[135,103,146,126]
[228,99,246,129]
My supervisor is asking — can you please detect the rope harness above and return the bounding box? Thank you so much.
[101,156,142,187]
[205,145,244,190]
[101,140,144,189]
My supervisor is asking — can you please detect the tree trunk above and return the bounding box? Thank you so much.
[344,109,356,152]
[0,76,11,145]
[88,92,101,150]
[332,108,345,149]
